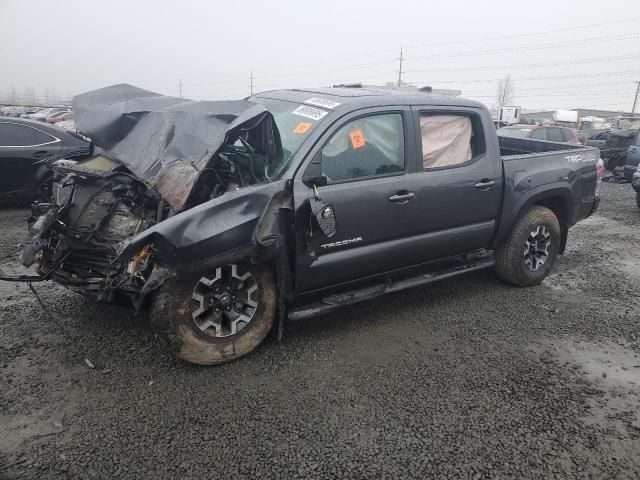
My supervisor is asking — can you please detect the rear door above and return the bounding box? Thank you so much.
[0,122,61,197]
[408,107,503,257]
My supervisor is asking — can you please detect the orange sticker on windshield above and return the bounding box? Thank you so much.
[293,122,312,134]
[349,129,366,149]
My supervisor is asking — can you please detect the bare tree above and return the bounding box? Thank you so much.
[9,84,16,104]
[496,74,515,108]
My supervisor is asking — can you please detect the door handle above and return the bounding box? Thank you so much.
[388,192,415,204]
[33,150,50,158]
[474,180,496,191]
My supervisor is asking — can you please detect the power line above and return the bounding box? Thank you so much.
[409,53,640,74]
[468,90,633,99]
[406,70,640,85]
[405,16,640,50]
[410,33,640,61]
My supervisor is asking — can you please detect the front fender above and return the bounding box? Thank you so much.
[117,180,291,269]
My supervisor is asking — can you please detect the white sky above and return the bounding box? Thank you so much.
[1,0,638,111]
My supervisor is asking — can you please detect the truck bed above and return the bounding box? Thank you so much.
[493,135,600,248]
[498,135,586,157]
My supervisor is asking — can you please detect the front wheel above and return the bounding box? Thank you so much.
[150,263,276,365]
[495,206,561,287]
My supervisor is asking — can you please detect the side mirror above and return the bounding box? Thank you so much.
[302,151,328,187]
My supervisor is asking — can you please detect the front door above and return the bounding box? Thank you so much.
[294,108,424,293]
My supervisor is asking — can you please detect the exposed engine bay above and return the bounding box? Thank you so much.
[22,84,286,306]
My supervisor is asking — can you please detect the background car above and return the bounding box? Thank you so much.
[56,118,76,131]
[24,107,68,121]
[45,110,72,123]
[0,117,92,202]
[497,124,582,144]
[19,106,44,118]
[623,130,640,182]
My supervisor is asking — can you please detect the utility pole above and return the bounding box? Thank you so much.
[179,80,183,98]
[249,70,254,96]
[632,81,640,115]
[396,48,405,87]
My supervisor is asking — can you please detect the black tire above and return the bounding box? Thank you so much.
[150,263,276,365]
[495,206,561,287]
[636,192,640,209]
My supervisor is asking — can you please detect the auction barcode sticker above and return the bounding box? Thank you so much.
[292,105,329,121]
[304,97,341,109]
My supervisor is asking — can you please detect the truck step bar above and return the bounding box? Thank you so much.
[289,253,495,321]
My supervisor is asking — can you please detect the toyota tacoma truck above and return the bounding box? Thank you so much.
[4,84,601,365]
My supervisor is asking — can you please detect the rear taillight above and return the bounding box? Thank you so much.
[596,158,605,178]
[595,158,605,194]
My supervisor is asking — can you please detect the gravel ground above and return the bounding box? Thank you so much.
[1,181,639,479]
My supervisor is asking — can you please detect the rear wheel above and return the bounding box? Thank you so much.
[151,263,276,365]
[495,206,561,287]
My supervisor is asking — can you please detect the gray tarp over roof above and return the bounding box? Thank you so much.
[73,84,274,211]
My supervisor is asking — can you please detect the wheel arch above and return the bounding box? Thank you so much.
[494,185,573,253]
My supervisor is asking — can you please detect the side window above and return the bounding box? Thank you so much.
[32,129,56,145]
[420,113,485,169]
[0,123,55,146]
[547,128,564,143]
[321,113,404,182]
[530,128,547,140]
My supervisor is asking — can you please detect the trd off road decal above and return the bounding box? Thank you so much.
[565,152,597,164]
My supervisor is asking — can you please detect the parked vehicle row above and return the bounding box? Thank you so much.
[587,128,639,173]
[0,105,75,130]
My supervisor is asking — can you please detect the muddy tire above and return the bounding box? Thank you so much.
[636,192,640,209]
[495,206,561,287]
[150,263,276,365]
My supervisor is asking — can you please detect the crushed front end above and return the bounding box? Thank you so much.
[16,83,287,308]
[23,156,162,305]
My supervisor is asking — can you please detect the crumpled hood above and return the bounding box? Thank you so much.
[73,84,280,211]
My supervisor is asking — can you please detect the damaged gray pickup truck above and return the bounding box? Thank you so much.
[7,84,601,364]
